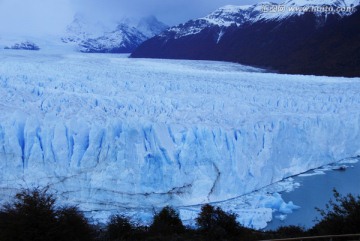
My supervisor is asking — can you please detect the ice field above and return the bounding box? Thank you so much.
[0,50,360,229]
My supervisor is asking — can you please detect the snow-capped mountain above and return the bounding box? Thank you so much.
[157,0,359,39]
[131,0,360,77]
[136,16,169,38]
[77,24,147,53]
[202,0,359,26]
[62,15,168,53]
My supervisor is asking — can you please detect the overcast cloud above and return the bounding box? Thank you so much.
[0,0,281,36]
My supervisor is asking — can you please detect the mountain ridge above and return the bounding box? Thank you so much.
[62,15,168,53]
[131,0,360,77]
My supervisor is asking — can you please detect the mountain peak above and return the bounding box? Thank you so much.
[62,14,168,53]
[137,15,169,38]
[131,0,359,77]
[162,0,359,38]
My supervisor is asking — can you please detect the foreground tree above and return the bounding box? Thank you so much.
[0,188,94,241]
[274,225,306,239]
[57,206,95,241]
[196,204,243,241]
[149,206,185,236]
[312,189,360,235]
[107,215,135,240]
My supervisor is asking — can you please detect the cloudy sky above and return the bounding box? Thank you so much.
[0,0,281,36]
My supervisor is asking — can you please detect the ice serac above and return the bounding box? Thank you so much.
[0,52,360,226]
[1,113,358,207]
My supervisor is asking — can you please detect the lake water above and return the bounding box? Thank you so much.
[266,159,360,230]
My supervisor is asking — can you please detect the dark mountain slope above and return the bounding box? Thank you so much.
[283,7,360,77]
[131,4,359,77]
[217,13,340,67]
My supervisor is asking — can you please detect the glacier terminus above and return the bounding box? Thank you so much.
[0,50,360,229]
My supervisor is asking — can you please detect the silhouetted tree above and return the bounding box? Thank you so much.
[312,189,360,235]
[57,206,95,241]
[149,206,185,236]
[196,204,242,241]
[0,188,58,241]
[275,225,306,238]
[107,215,135,240]
[0,187,94,241]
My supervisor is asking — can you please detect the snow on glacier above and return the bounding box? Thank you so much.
[0,50,360,229]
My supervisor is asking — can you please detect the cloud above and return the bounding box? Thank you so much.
[0,0,282,36]
[0,0,74,36]
[71,0,269,25]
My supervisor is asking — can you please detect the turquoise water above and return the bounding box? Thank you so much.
[266,160,360,230]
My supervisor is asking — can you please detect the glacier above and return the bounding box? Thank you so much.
[0,50,360,228]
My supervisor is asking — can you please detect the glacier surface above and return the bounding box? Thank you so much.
[0,50,360,228]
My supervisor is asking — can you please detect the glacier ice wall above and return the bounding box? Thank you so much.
[0,51,360,216]
[0,113,359,209]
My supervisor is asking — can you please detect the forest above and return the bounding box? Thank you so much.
[0,188,359,241]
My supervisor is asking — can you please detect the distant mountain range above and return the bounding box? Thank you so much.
[131,0,360,77]
[62,15,168,53]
